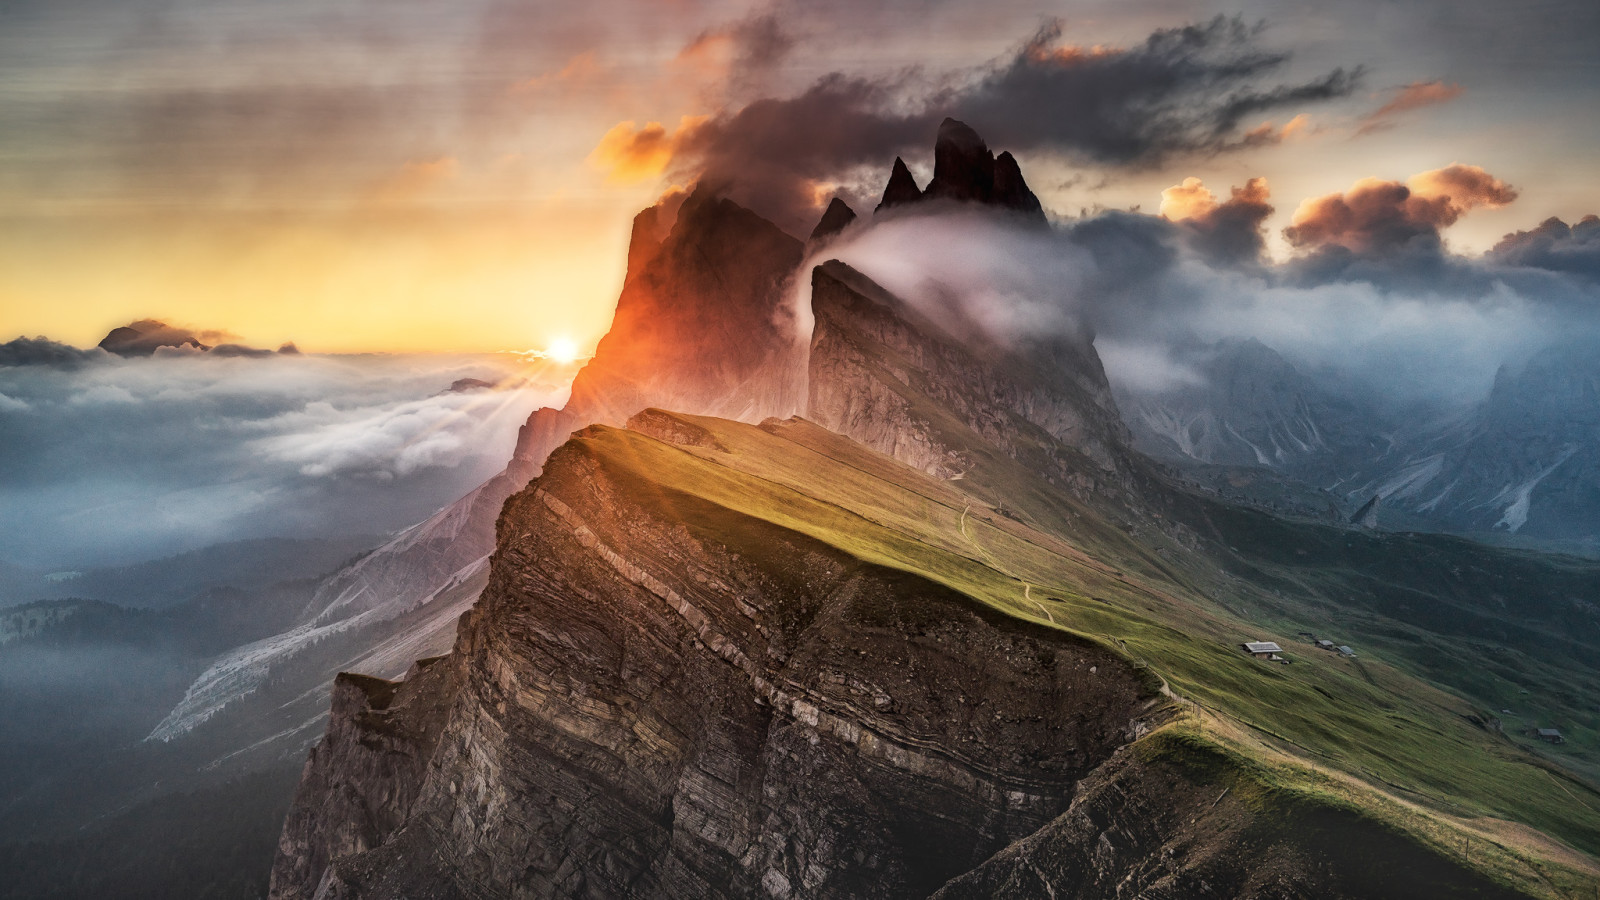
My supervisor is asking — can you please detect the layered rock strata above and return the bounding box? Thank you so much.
[806,260,1131,483]
[271,426,1159,898]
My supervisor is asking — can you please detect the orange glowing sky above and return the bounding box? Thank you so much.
[2,0,1597,354]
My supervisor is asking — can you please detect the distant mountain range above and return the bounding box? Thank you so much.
[1119,336,1600,550]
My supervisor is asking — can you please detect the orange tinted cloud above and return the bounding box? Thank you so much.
[1285,164,1515,251]
[1356,80,1463,135]
[1160,177,1218,221]
[1162,177,1274,262]
[1407,163,1518,210]
[587,116,708,185]
[1025,42,1118,65]
[1241,113,1312,146]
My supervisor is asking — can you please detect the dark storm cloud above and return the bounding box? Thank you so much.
[0,352,563,570]
[950,18,1357,163]
[664,16,1358,230]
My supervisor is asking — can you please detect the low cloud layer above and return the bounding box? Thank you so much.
[798,166,1600,414]
[0,350,567,570]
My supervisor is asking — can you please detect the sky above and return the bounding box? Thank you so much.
[3,0,1598,355]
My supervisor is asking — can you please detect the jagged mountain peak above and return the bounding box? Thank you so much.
[871,119,1047,224]
[809,196,858,243]
[876,156,923,212]
[927,117,995,204]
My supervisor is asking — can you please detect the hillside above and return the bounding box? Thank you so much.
[272,252,1600,900]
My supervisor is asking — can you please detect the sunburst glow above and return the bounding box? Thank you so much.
[546,337,580,364]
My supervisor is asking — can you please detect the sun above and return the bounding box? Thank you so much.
[546,336,579,364]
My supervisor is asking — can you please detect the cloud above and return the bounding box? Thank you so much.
[0,337,105,368]
[799,176,1600,414]
[951,18,1357,163]
[677,13,796,94]
[1284,164,1517,255]
[1161,176,1275,264]
[589,116,710,185]
[1489,215,1600,281]
[629,15,1358,231]
[512,50,603,93]
[0,351,568,569]
[1356,80,1464,135]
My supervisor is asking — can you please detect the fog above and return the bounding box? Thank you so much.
[0,349,569,571]
[797,200,1600,413]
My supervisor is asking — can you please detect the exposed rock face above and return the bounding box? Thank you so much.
[97,319,209,356]
[806,260,1130,481]
[1379,344,1600,538]
[513,186,808,470]
[874,157,923,212]
[270,427,1159,899]
[872,122,1046,225]
[925,118,994,204]
[904,119,1047,225]
[808,197,858,244]
[933,732,1527,900]
[268,657,456,900]
[1118,338,1375,473]
[150,188,809,747]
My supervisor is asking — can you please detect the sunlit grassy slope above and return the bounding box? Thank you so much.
[570,410,1600,897]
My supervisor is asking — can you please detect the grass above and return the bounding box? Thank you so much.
[570,409,1600,896]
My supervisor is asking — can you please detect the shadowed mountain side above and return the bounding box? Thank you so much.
[873,119,1047,226]
[807,260,1130,485]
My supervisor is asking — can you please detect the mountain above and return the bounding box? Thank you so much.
[76,119,1590,897]
[1120,338,1600,548]
[97,319,210,356]
[272,256,1600,897]
[1349,344,1600,543]
[808,261,1129,484]
[0,536,380,608]
[141,184,812,759]
[872,120,1047,226]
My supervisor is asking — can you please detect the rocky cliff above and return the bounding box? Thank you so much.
[148,187,809,750]
[271,422,1161,898]
[807,260,1131,485]
[270,656,456,900]
[873,119,1047,226]
[269,411,1557,899]
[513,186,808,470]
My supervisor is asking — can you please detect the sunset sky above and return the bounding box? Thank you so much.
[3,0,1597,354]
